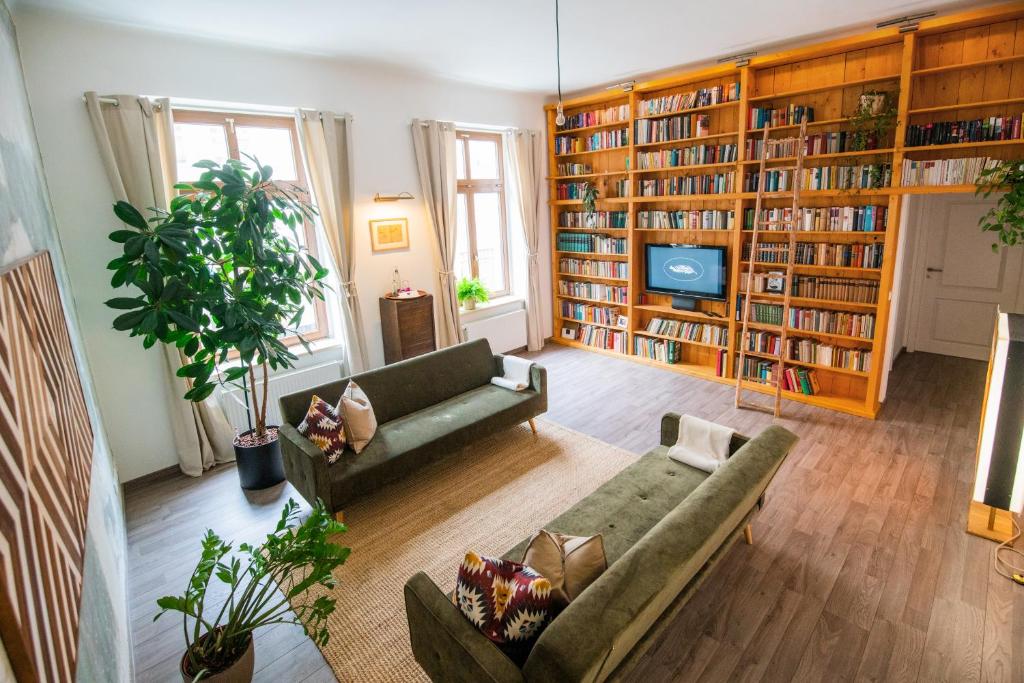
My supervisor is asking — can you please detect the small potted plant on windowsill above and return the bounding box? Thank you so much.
[105,158,327,490]
[456,277,489,311]
[160,499,349,682]
[976,158,1024,250]
[582,181,600,228]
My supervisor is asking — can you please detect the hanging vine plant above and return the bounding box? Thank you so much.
[976,159,1024,250]
[849,90,898,151]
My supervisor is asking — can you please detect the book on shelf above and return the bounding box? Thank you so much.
[555,128,628,154]
[559,211,628,229]
[636,172,735,196]
[556,104,630,132]
[786,338,872,372]
[788,307,875,339]
[637,209,734,230]
[735,295,784,325]
[643,317,728,346]
[575,324,626,352]
[556,231,628,253]
[556,162,592,176]
[748,105,814,129]
[743,205,887,232]
[904,114,1023,147]
[558,279,628,303]
[745,132,885,159]
[636,143,737,169]
[740,272,880,303]
[633,336,682,364]
[559,301,620,326]
[635,113,712,145]
[900,156,1000,187]
[636,83,739,117]
[781,367,820,395]
[558,257,629,279]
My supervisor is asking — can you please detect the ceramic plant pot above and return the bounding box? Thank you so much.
[180,632,254,682]
[233,428,285,490]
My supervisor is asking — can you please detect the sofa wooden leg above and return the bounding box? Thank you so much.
[335,510,345,524]
[528,418,537,435]
[743,523,753,545]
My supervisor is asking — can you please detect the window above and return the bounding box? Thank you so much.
[454,130,511,298]
[171,110,329,345]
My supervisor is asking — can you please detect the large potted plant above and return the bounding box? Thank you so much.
[105,158,327,489]
[976,159,1024,250]
[158,498,349,681]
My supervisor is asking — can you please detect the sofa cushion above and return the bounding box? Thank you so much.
[504,446,709,565]
[454,552,551,646]
[522,531,607,610]
[339,380,377,454]
[296,395,347,464]
[328,383,538,504]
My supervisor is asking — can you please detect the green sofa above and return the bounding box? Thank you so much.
[404,414,798,682]
[278,339,547,517]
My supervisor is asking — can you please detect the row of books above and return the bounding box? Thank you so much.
[742,164,892,192]
[556,162,592,176]
[900,157,1000,187]
[749,105,814,130]
[556,182,590,200]
[554,129,628,155]
[556,232,628,253]
[740,272,881,303]
[558,258,628,279]
[735,297,785,325]
[743,205,887,232]
[558,280,628,303]
[633,337,683,364]
[634,114,713,145]
[643,317,729,346]
[787,339,871,372]
[742,242,884,269]
[574,324,626,353]
[612,179,629,198]
[781,366,821,395]
[789,307,875,339]
[738,357,780,385]
[713,348,729,377]
[743,330,783,355]
[745,131,883,159]
[559,211,628,229]
[636,173,735,196]
[556,104,631,132]
[636,143,738,170]
[636,83,740,117]
[736,358,821,395]
[559,302,620,326]
[637,209,734,230]
[904,114,1023,147]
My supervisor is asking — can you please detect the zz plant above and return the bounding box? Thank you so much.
[158,499,349,679]
[976,159,1024,251]
[105,158,327,439]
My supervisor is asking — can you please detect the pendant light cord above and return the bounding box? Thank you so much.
[555,0,562,104]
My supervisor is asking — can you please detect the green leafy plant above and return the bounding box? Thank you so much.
[582,181,599,217]
[157,499,349,679]
[456,277,490,304]
[849,90,898,152]
[105,158,327,440]
[976,159,1024,250]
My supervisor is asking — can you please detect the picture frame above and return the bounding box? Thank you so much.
[616,314,628,328]
[561,326,577,340]
[369,218,410,252]
[766,271,786,294]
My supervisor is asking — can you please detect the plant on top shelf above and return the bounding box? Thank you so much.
[849,90,898,152]
[582,181,600,228]
[456,277,490,311]
[104,157,328,490]
[158,498,349,681]
[976,159,1024,251]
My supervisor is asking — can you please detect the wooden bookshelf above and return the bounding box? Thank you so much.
[545,4,1024,419]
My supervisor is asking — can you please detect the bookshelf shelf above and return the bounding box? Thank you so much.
[546,4,1024,420]
[556,293,628,306]
[633,329,726,350]
[557,316,626,332]
[749,74,901,102]
[556,226,629,232]
[553,338,628,357]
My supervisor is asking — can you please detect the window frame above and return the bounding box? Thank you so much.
[455,129,512,299]
[171,109,329,348]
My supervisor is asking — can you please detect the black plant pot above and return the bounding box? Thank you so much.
[233,428,285,491]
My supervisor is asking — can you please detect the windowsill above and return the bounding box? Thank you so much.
[460,295,525,321]
[216,335,346,374]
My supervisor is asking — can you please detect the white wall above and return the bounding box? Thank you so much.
[13,8,552,481]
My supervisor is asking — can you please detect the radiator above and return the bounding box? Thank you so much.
[462,309,528,354]
[217,361,344,431]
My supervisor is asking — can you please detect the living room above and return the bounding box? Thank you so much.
[2,0,1024,681]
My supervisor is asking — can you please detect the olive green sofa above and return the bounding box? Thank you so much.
[404,414,798,682]
[278,339,547,516]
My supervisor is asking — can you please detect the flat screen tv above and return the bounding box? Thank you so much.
[644,243,727,310]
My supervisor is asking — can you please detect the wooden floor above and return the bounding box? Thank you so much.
[125,345,1024,682]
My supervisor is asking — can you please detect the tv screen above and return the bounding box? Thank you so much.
[645,244,727,301]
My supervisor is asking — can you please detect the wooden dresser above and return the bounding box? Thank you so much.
[379,294,436,364]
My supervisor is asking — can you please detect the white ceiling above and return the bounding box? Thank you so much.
[14,0,988,93]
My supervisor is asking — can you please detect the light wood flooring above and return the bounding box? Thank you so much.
[125,345,1023,682]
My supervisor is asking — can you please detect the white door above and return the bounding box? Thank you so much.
[909,195,1024,360]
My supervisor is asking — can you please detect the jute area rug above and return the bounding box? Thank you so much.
[292,418,639,682]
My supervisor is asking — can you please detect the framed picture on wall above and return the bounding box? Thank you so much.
[369,218,410,252]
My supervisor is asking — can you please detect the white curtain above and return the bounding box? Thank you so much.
[507,129,545,351]
[84,92,236,476]
[297,110,369,374]
[411,119,464,347]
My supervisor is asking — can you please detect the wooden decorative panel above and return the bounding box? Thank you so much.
[0,251,93,682]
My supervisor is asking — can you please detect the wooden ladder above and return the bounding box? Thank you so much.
[734,120,808,417]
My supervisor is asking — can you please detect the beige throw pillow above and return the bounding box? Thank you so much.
[338,380,377,454]
[522,530,607,609]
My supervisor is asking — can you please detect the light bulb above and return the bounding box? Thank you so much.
[555,102,565,127]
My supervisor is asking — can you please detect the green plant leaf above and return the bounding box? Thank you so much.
[105,297,146,310]
[113,200,148,230]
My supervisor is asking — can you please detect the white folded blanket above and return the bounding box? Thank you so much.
[490,355,533,391]
[667,415,734,473]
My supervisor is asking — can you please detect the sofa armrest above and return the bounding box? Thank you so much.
[492,354,547,401]
[404,572,523,683]
[278,422,334,512]
[660,412,682,446]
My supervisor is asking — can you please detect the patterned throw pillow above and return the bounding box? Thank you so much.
[296,395,347,464]
[453,552,551,649]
